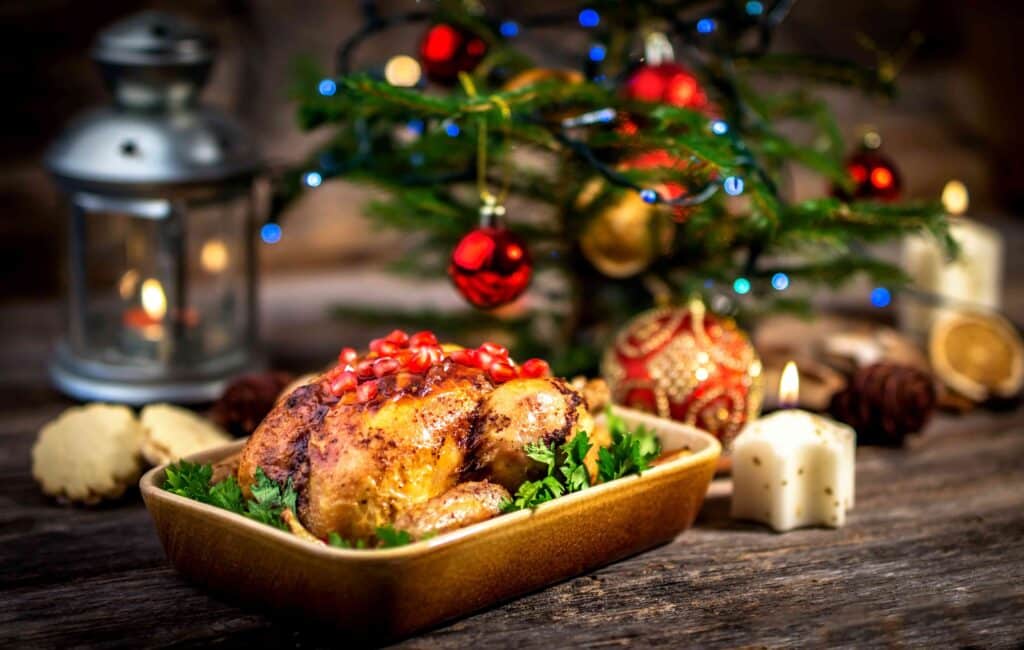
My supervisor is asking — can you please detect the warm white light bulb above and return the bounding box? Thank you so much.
[384,55,422,87]
[942,180,969,216]
[200,239,229,273]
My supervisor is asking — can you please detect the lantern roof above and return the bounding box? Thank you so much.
[46,11,259,194]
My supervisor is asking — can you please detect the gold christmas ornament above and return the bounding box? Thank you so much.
[576,178,675,278]
[602,299,763,447]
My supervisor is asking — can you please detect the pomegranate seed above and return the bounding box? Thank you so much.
[409,331,439,348]
[474,349,495,369]
[373,357,401,377]
[385,329,410,346]
[326,365,344,381]
[488,361,518,383]
[338,347,359,365]
[392,349,412,366]
[329,370,358,395]
[520,358,551,378]
[479,342,509,358]
[448,349,476,367]
[356,359,376,378]
[356,380,378,402]
[406,348,432,373]
[369,338,386,354]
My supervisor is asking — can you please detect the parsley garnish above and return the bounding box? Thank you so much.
[327,526,422,549]
[163,461,297,531]
[597,408,661,482]
[501,408,662,512]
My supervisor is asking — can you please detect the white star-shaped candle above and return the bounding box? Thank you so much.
[731,362,856,531]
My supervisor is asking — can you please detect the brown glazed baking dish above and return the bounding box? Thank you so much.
[140,405,720,641]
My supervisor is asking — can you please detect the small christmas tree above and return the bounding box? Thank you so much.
[278,0,950,375]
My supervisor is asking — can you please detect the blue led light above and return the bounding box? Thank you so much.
[733,277,751,295]
[723,176,744,195]
[746,1,765,16]
[640,188,658,204]
[696,18,716,34]
[870,287,891,308]
[704,279,715,288]
[579,8,600,28]
[407,118,425,135]
[593,74,607,82]
[445,122,460,137]
[499,20,519,37]
[410,152,425,166]
[771,272,790,291]
[588,44,606,62]
[711,120,729,135]
[304,171,323,188]
[318,79,337,96]
[260,223,282,244]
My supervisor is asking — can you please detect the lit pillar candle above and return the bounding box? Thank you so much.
[900,180,1004,339]
[731,362,856,531]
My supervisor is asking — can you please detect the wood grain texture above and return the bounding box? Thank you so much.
[1,297,1023,649]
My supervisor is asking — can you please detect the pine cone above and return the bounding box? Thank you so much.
[209,371,295,437]
[828,362,936,446]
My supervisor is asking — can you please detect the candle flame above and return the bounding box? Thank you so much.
[140,279,167,320]
[942,180,968,216]
[779,361,799,408]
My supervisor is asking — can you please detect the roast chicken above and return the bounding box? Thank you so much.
[238,348,603,543]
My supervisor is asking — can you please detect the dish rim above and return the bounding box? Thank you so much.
[139,405,721,561]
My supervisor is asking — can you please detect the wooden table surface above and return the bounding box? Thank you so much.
[2,287,1023,648]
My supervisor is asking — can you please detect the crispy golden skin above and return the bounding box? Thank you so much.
[466,377,594,491]
[239,362,598,542]
[393,481,509,540]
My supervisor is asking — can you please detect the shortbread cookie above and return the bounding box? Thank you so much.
[32,403,143,504]
[140,403,231,465]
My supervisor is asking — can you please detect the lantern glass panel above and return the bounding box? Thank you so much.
[68,191,253,372]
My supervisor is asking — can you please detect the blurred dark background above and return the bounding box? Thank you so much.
[3,0,1023,303]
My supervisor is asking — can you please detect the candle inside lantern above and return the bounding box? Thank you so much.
[900,180,1004,338]
[731,361,856,532]
[123,278,168,341]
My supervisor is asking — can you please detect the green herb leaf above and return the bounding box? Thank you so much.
[597,407,662,483]
[375,525,414,548]
[207,476,245,514]
[163,461,213,502]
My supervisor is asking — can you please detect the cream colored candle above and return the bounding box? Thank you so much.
[731,362,856,532]
[900,181,1003,339]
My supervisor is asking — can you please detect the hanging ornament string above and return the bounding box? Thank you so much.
[458,71,511,224]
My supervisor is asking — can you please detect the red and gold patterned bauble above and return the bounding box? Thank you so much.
[449,226,532,309]
[624,62,708,110]
[601,300,763,447]
[419,23,488,85]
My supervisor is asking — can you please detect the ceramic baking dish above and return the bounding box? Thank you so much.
[140,405,720,641]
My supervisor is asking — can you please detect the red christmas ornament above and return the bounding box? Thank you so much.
[837,148,902,202]
[449,226,532,309]
[418,23,488,85]
[601,300,763,448]
[624,62,708,110]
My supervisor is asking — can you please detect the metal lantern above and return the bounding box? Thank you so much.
[46,11,262,404]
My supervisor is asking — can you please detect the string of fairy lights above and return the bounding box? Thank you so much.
[268,0,895,310]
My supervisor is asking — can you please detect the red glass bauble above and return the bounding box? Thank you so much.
[601,300,763,448]
[448,226,532,309]
[624,62,708,110]
[836,149,902,202]
[418,23,488,85]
